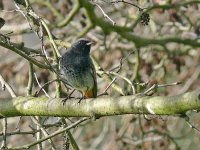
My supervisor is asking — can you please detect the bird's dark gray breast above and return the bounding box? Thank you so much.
[60,51,94,91]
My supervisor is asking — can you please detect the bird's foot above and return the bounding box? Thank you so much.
[62,95,74,105]
[77,96,85,104]
[62,89,76,105]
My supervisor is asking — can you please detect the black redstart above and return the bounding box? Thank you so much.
[60,38,97,99]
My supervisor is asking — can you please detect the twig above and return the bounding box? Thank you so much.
[89,119,109,149]
[12,117,89,150]
[0,118,7,149]
[178,67,200,94]
[27,62,34,96]
[109,50,134,72]
[0,129,38,136]
[111,0,145,11]
[144,81,182,95]
[184,115,200,134]
[57,0,80,27]
[35,116,42,150]
[0,36,51,69]
[0,74,17,98]
[0,74,16,149]
[34,73,51,98]
[34,0,63,20]
[98,51,135,95]
[99,77,117,96]
[93,2,116,26]
[108,71,136,94]
[138,115,145,149]
[61,118,80,150]
[78,20,93,38]
[35,79,58,96]
[121,136,162,146]
[93,58,125,95]
[31,116,56,150]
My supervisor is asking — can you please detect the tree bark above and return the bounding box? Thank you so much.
[0,90,199,118]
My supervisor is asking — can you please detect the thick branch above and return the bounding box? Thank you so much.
[0,36,50,69]
[0,90,199,118]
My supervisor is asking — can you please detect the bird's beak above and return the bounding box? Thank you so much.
[86,41,95,46]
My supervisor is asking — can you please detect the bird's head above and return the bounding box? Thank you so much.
[71,38,95,56]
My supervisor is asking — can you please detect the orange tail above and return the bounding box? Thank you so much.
[84,87,97,98]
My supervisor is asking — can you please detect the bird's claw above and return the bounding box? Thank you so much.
[78,97,84,104]
[62,95,73,105]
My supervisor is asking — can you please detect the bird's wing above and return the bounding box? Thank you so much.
[85,58,97,98]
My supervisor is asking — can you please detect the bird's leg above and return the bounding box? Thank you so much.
[78,97,84,104]
[62,89,75,105]
[77,91,86,104]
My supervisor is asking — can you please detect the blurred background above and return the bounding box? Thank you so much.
[0,0,200,149]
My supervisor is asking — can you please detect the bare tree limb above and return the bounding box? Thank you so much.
[0,90,199,118]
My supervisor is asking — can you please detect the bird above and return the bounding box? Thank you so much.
[60,38,97,101]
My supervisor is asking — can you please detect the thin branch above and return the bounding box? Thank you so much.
[108,71,136,94]
[99,50,135,95]
[56,0,80,27]
[0,118,7,149]
[184,115,200,134]
[0,129,38,136]
[12,118,89,150]
[0,74,16,98]
[144,81,182,95]
[31,116,56,150]
[0,74,16,149]
[33,0,63,20]
[99,77,117,96]
[61,118,80,150]
[93,2,116,26]
[0,35,50,69]
[34,73,50,98]
[109,50,134,72]
[93,57,125,95]
[178,67,200,94]
[27,62,34,96]
[111,0,145,11]
[35,79,58,97]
